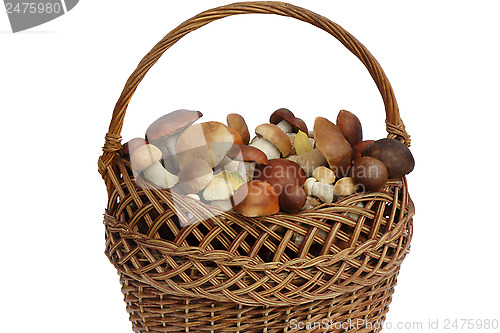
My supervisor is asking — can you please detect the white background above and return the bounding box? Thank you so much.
[1,1,499,332]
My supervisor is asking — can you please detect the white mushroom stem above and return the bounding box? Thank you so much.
[242,162,256,181]
[276,119,293,133]
[287,148,328,177]
[304,177,317,196]
[249,138,281,160]
[143,161,179,189]
[311,182,334,203]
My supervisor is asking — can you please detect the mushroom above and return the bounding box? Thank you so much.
[287,148,328,177]
[279,185,307,213]
[203,177,234,211]
[129,144,163,171]
[311,182,334,203]
[249,124,291,159]
[333,177,356,197]
[145,110,203,173]
[130,144,179,188]
[313,166,336,184]
[303,177,317,196]
[253,159,307,196]
[233,180,280,217]
[336,109,363,146]
[121,137,147,157]
[143,161,180,189]
[362,138,415,179]
[314,117,352,177]
[227,113,251,145]
[351,156,389,192]
[175,121,235,169]
[177,158,214,194]
[269,108,308,134]
[227,145,269,181]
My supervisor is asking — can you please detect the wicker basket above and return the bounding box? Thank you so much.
[97,2,414,332]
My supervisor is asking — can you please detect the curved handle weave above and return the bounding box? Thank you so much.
[98,1,410,180]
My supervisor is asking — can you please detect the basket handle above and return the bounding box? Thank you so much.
[98,1,410,180]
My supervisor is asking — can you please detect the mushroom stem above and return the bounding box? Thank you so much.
[249,138,281,160]
[276,119,293,133]
[143,161,179,189]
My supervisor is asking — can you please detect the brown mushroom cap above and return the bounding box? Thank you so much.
[176,121,235,169]
[314,117,352,177]
[253,159,307,195]
[279,185,307,214]
[269,108,308,133]
[232,180,280,217]
[146,110,203,142]
[352,156,388,192]
[227,145,269,165]
[227,113,250,145]
[177,158,214,194]
[336,110,363,146]
[255,123,291,157]
[362,138,415,179]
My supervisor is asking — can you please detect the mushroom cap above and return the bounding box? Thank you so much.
[177,158,214,194]
[352,156,389,192]
[130,144,162,171]
[232,180,280,217]
[314,117,352,177]
[203,177,234,201]
[253,159,307,195]
[227,113,250,145]
[121,137,147,157]
[336,110,363,146]
[255,123,291,157]
[269,108,308,133]
[227,145,269,165]
[176,121,235,169]
[146,109,203,142]
[228,127,244,145]
[279,185,307,214]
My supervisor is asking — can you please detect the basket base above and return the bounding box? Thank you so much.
[119,272,398,333]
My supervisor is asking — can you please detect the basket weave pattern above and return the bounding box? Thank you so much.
[98,2,414,332]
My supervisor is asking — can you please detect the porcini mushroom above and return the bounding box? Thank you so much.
[130,144,179,188]
[250,124,291,159]
[253,159,307,196]
[304,177,317,196]
[269,108,308,134]
[333,177,356,197]
[336,110,363,146]
[233,180,280,217]
[313,166,336,184]
[227,145,269,181]
[279,185,307,213]
[175,121,235,169]
[145,110,203,172]
[177,158,214,194]
[227,113,250,145]
[314,117,352,177]
[311,182,334,203]
[352,156,389,192]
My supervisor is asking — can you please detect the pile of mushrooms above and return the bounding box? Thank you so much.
[121,108,415,222]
